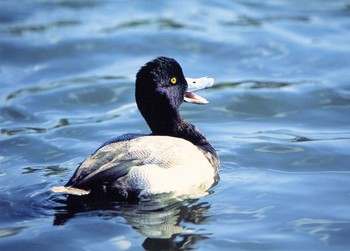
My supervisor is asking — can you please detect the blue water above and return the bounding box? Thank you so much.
[1,0,350,250]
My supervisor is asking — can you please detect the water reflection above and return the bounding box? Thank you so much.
[100,18,202,34]
[4,20,80,37]
[213,80,314,90]
[53,194,212,249]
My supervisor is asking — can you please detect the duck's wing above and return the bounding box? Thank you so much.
[52,134,146,195]
[65,135,148,188]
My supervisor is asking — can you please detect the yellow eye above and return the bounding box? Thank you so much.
[170,77,177,85]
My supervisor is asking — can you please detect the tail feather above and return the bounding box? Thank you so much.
[51,186,90,196]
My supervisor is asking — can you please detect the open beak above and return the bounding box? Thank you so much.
[184,77,214,104]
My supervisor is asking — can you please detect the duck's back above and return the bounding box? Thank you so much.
[64,135,217,199]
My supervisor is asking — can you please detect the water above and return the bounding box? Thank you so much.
[1,0,350,250]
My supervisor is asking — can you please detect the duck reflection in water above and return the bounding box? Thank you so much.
[53,192,214,250]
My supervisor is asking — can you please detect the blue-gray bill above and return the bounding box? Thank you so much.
[184,77,214,104]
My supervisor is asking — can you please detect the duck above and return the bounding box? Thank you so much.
[52,57,219,200]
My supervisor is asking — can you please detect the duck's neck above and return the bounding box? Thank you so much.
[143,109,219,170]
[147,110,217,156]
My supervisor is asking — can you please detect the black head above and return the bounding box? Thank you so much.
[135,57,188,133]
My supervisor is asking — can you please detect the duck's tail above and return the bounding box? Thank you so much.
[51,186,90,196]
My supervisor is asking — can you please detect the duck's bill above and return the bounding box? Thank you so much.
[184,77,214,104]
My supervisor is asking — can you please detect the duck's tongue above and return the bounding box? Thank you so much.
[184,77,214,104]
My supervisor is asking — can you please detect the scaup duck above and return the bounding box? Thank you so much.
[52,57,219,199]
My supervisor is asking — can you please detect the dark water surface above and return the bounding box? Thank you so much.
[1,1,350,250]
